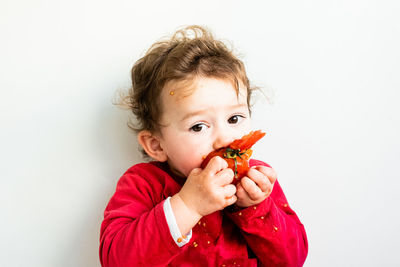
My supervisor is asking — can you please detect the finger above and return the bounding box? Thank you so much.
[247,168,271,192]
[241,176,263,201]
[224,194,237,207]
[236,182,250,200]
[252,166,277,184]
[222,184,237,198]
[215,168,234,186]
[203,156,228,175]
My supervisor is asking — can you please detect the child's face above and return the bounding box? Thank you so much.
[157,76,252,178]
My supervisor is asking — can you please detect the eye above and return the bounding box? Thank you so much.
[190,123,207,132]
[228,115,244,124]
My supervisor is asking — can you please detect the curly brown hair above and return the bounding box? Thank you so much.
[118,25,257,145]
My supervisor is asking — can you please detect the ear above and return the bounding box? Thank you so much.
[137,130,168,162]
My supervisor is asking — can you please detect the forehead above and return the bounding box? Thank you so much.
[161,76,248,113]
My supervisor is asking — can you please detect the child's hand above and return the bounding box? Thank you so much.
[178,156,237,217]
[235,166,277,208]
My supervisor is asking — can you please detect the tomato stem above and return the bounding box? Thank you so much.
[223,148,247,179]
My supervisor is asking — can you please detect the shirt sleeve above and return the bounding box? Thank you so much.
[99,170,185,267]
[163,196,192,247]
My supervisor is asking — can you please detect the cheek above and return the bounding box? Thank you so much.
[242,119,252,131]
[166,138,207,175]
[171,154,203,178]
[179,146,207,169]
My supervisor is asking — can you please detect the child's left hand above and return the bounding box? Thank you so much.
[235,166,277,208]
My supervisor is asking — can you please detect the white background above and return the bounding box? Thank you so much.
[1,0,399,266]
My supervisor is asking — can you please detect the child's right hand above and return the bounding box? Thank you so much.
[178,156,237,217]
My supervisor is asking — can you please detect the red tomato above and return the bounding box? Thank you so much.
[200,130,266,184]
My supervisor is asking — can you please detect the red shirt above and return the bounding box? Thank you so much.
[99,159,308,266]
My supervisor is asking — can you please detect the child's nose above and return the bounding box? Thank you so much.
[212,132,234,150]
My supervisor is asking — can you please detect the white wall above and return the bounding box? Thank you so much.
[1,0,399,266]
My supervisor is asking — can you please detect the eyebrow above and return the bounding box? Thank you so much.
[180,104,248,122]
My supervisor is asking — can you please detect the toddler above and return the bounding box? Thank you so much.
[100,25,308,267]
